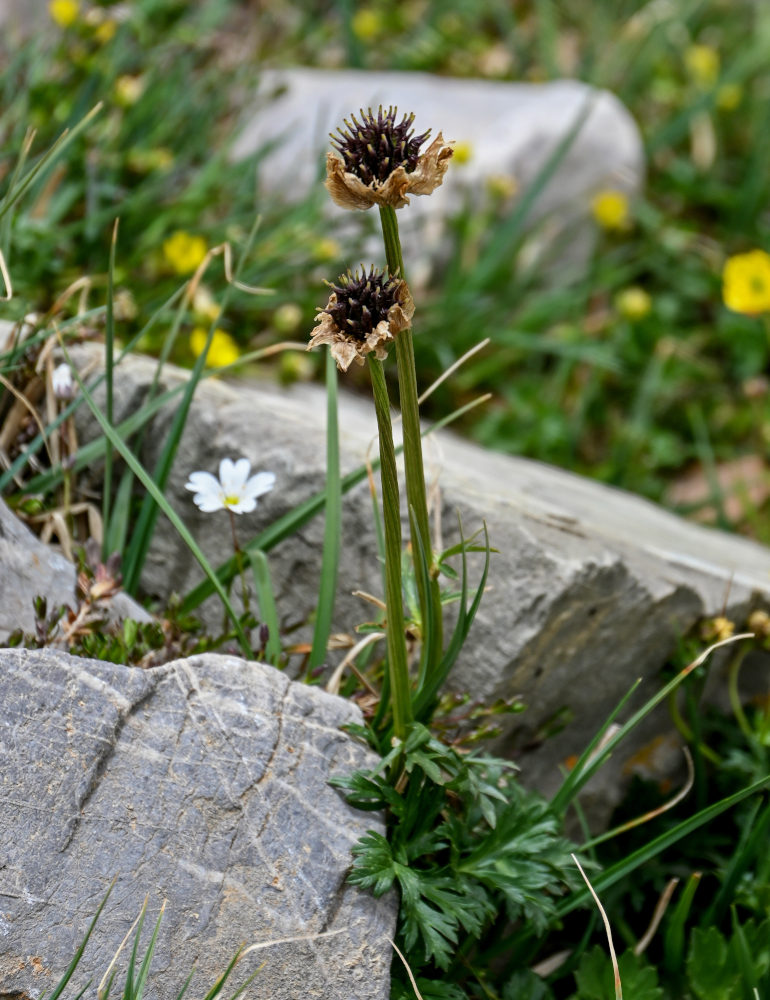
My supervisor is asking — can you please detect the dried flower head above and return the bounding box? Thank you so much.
[308,266,414,372]
[326,106,454,211]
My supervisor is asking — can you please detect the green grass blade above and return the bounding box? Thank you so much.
[105,465,136,560]
[664,872,701,976]
[555,774,770,919]
[550,636,750,816]
[0,103,103,223]
[62,345,253,657]
[122,215,262,594]
[704,796,770,927]
[102,218,118,561]
[42,880,114,1000]
[122,897,147,1000]
[249,550,281,666]
[133,903,165,1000]
[309,349,341,670]
[550,680,643,816]
[412,520,490,721]
[410,502,438,698]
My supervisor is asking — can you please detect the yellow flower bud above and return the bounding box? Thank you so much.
[591,189,631,231]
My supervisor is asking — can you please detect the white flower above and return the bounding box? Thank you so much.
[52,362,76,400]
[185,458,275,514]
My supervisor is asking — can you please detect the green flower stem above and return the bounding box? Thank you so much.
[228,508,250,618]
[368,353,412,740]
[378,203,443,676]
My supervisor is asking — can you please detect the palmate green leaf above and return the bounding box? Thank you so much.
[329,769,401,812]
[349,830,400,896]
[686,926,740,1000]
[574,947,662,1000]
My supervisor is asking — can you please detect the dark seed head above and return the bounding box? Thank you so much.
[330,106,431,185]
[323,266,401,342]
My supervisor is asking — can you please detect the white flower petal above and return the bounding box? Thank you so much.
[193,492,226,512]
[184,471,221,496]
[243,471,276,500]
[219,456,251,494]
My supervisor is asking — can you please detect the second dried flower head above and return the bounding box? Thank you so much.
[308,266,414,372]
[326,106,454,211]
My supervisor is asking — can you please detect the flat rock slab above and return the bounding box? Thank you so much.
[234,67,644,276]
[0,648,394,999]
[68,346,770,818]
[64,347,770,819]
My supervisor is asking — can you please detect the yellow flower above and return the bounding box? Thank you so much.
[452,141,473,165]
[723,250,770,316]
[115,75,145,107]
[591,189,631,231]
[190,328,240,368]
[163,231,207,275]
[351,7,383,41]
[49,0,79,27]
[616,286,652,321]
[685,44,720,88]
[716,82,743,111]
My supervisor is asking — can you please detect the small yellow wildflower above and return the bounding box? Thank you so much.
[748,609,770,639]
[351,7,383,41]
[716,82,743,111]
[49,0,79,27]
[163,231,207,275]
[701,615,734,643]
[115,75,145,107]
[190,328,240,368]
[591,189,631,231]
[723,250,770,316]
[616,286,652,321]
[452,141,473,165]
[685,44,720,88]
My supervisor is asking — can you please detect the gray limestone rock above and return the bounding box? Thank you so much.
[234,67,644,279]
[0,647,394,999]
[67,345,770,822]
[0,497,152,643]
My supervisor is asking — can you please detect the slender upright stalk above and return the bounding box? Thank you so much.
[228,508,250,617]
[378,204,443,678]
[368,354,412,739]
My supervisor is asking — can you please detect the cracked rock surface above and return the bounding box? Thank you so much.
[0,648,395,1000]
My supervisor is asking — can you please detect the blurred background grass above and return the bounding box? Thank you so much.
[3,0,770,538]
